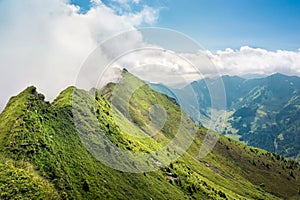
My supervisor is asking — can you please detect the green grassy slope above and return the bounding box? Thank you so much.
[0,71,300,199]
[172,73,300,160]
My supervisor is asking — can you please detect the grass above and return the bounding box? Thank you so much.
[0,70,299,199]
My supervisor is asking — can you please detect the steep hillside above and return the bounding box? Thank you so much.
[226,74,300,159]
[0,71,300,199]
[151,73,300,160]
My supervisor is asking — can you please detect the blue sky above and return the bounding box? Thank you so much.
[1,0,300,111]
[71,0,300,52]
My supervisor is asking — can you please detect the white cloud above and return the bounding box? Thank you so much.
[145,46,300,82]
[208,46,300,76]
[1,0,300,113]
[96,42,300,88]
[132,0,140,4]
[0,0,159,111]
[112,0,140,5]
[102,46,216,86]
[107,0,142,15]
[123,6,159,25]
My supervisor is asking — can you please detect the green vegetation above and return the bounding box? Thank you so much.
[0,158,58,199]
[0,70,300,199]
[152,73,300,160]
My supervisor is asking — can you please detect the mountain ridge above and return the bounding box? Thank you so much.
[1,71,300,199]
[149,73,300,160]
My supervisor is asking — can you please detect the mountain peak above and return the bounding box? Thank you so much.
[4,86,46,110]
[1,73,300,199]
[266,73,300,80]
[269,72,287,78]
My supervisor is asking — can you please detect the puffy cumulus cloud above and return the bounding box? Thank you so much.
[122,6,159,25]
[97,43,300,89]
[1,1,299,112]
[112,48,197,85]
[102,47,216,87]
[161,47,300,81]
[112,0,140,5]
[106,0,152,17]
[94,28,219,88]
[207,46,300,76]
[0,0,159,111]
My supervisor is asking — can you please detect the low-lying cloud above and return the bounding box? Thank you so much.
[0,0,158,111]
[207,46,300,76]
[0,0,300,112]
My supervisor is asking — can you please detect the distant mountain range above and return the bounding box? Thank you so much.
[1,70,300,199]
[150,73,300,160]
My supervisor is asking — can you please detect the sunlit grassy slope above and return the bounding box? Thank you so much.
[0,70,300,199]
